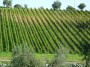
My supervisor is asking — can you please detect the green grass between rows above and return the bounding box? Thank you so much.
[0,52,83,63]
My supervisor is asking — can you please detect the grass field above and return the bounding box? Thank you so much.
[0,52,83,63]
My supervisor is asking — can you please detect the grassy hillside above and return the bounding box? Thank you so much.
[0,8,90,53]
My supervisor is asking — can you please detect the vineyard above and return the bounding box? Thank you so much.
[0,8,90,53]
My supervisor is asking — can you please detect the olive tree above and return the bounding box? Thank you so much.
[3,0,8,7]
[52,0,61,10]
[78,3,86,10]
[10,45,43,67]
[66,5,76,11]
[3,0,12,8]
[49,46,68,67]
[7,0,12,8]
[14,4,23,8]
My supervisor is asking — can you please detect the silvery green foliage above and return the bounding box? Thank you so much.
[0,62,11,67]
[10,45,43,67]
[49,46,68,67]
[67,63,86,67]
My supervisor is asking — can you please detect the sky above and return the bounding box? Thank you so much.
[0,0,90,10]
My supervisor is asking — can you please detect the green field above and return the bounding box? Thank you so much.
[0,8,90,53]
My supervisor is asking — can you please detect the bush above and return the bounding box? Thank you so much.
[49,46,68,67]
[10,45,43,67]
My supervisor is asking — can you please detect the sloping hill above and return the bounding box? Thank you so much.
[0,8,90,53]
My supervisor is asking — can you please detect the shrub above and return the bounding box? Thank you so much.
[49,46,68,67]
[10,44,43,67]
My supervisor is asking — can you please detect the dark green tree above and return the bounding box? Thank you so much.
[14,4,23,8]
[52,0,61,10]
[81,41,90,67]
[76,20,90,67]
[78,3,86,10]
[3,0,8,7]
[66,5,76,11]
[3,0,12,8]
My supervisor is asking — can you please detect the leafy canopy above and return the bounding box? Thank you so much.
[52,0,61,10]
[66,5,76,11]
[78,3,86,10]
[3,0,12,7]
[14,4,23,8]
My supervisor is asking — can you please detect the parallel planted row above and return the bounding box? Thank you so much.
[0,8,90,53]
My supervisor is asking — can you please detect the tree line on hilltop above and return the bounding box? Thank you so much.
[0,0,86,11]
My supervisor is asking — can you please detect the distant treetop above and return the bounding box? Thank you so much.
[66,5,76,11]
[14,4,23,8]
[52,0,61,10]
[78,3,86,10]
[3,0,12,8]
